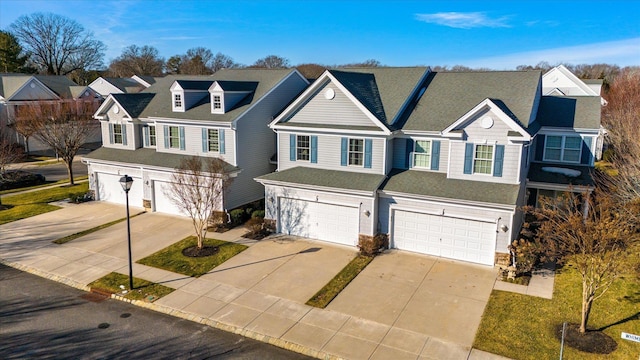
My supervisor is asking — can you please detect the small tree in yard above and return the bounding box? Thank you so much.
[166,156,234,253]
[18,99,99,185]
[525,190,637,334]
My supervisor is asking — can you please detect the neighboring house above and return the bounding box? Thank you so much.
[88,76,156,98]
[0,73,101,152]
[257,67,603,266]
[542,65,606,103]
[82,69,309,216]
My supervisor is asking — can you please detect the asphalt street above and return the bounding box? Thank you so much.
[0,264,312,360]
[20,159,88,182]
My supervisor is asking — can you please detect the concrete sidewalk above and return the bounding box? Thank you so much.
[0,202,512,360]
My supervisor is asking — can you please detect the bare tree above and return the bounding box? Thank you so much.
[178,47,215,75]
[211,52,238,72]
[10,13,105,75]
[108,45,164,77]
[11,110,38,155]
[339,59,382,68]
[525,190,637,334]
[296,63,327,79]
[600,69,640,203]
[166,156,234,251]
[17,99,99,185]
[251,55,290,69]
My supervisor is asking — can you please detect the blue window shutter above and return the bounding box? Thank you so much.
[143,126,149,147]
[431,140,440,170]
[219,129,225,154]
[289,134,296,161]
[341,137,348,166]
[535,135,545,161]
[493,145,505,177]
[464,143,474,174]
[201,128,208,153]
[405,138,414,168]
[364,139,372,168]
[310,135,318,163]
[121,124,127,146]
[179,126,185,150]
[163,125,169,148]
[108,124,114,144]
[581,137,593,165]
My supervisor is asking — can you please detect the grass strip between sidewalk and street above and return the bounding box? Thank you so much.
[88,272,174,302]
[53,211,146,244]
[306,254,374,308]
[474,256,640,360]
[0,183,89,225]
[137,236,248,277]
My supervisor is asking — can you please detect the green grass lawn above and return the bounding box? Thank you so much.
[306,254,373,308]
[88,272,174,302]
[474,263,640,359]
[0,176,88,196]
[137,236,248,277]
[0,183,89,225]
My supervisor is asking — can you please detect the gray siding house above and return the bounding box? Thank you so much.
[257,67,602,266]
[83,69,309,215]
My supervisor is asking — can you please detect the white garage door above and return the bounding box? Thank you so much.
[153,180,188,216]
[392,210,496,265]
[96,173,143,207]
[278,198,358,246]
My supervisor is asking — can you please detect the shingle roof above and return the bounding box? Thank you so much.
[400,71,541,132]
[33,75,78,98]
[175,80,214,91]
[103,77,145,93]
[380,169,520,205]
[527,162,594,187]
[83,147,239,173]
[0,75,30,98]
[328,67,429,127]
[533,96,601,130]
[256,166,386,193]
[139,69,299,122]
[112,93,156,118]
[216,81,259,92]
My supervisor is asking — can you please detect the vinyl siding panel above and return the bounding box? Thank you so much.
[448,141,520,184]
[228,72,308,209]
[156,124,236,164]
[278,132,386,175]
[285,81,379,128]
[377,195,516,254]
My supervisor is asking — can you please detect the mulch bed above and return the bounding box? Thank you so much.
[242,229,271,240]
[182,245,219,257]
[555,323,617,354]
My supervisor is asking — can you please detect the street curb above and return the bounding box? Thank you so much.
[0,259,342,360]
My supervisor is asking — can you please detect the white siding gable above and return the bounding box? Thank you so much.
[10,78,58,101]
[282,81,383,129]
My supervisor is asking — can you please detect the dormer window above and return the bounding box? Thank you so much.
[211,92,224,113]
[174,94,182,108]
[213,95,221,110]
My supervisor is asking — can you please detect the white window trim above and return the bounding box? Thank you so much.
[473,143,495,176]
[411,139,432,169]
[348,138,364,167]
[168,126,181,149]
[172,92,184,112]
[296,135,310,162]
[543,135,582,164]
[148,125,156,147]
[112,123,124,145]
[208,129,220,152]
[211,92,224,113]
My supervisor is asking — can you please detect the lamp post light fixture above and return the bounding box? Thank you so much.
[119,174,134,290]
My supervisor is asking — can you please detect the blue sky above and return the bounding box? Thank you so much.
[1,0,638,69]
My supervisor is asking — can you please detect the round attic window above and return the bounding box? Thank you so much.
[480,116,494,129]
[113,105,120,114]
[30,83,36,89]
[324,88,335,100]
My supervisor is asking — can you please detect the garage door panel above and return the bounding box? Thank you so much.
[392,210,496,266]
[279,198,357,246]
[97,173,142,207]
[153,180,190,216]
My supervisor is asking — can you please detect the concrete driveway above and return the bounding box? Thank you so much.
[327,250,497,350]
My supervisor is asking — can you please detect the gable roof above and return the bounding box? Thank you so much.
[400,71,541,132]
[542,65,599,96]
[533,96,601,130]
[174,80,214,91]
[0,74,31,98]
[139,69,302,122]
[33,75,79,98]
[111,93,156,118]
[102,77,146,93]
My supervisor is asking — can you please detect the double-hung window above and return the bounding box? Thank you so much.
[168,126,180,149]
[148,126,156,146]
[544,135,581,163]
[413,140,431,168]
[112,124,123,144]
[473,144,494,174]
[348,138,364,166]
[213,95,221,110]
[296,135,310,161]
[174,94,182,108]
[207,129,219,152]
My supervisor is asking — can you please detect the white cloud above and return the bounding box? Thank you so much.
[465,37,640,69]
[415,12,511,29]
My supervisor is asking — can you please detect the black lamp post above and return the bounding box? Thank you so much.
[119,174,134,290]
